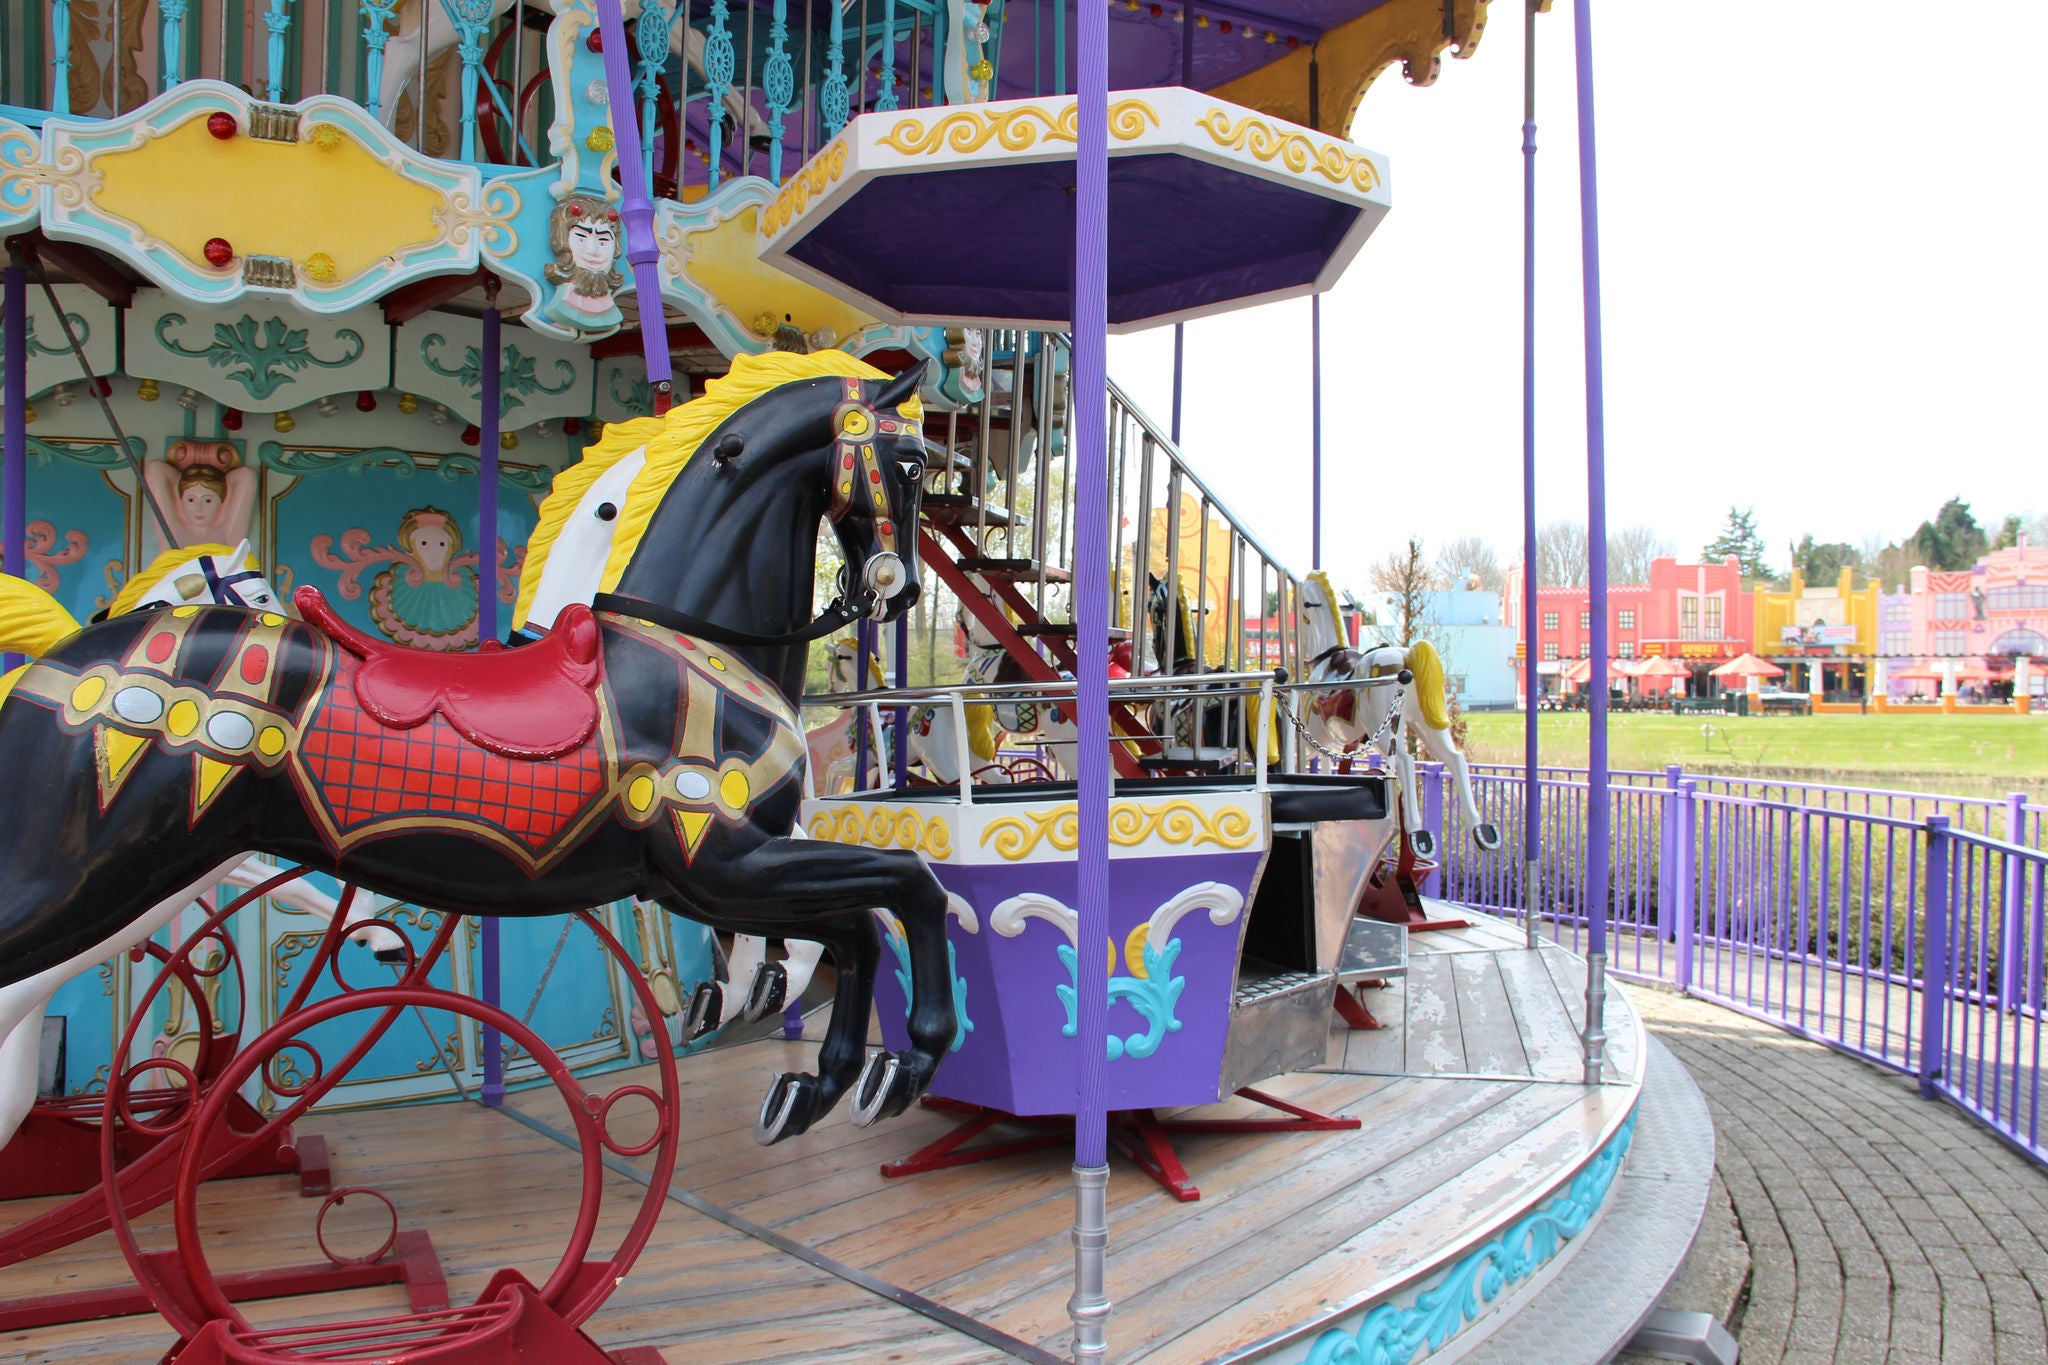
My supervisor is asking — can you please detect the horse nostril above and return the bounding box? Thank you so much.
[596,502,618,521]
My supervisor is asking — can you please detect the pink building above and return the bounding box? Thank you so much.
[1505,556,1755,696]
[1893,538,2048,697]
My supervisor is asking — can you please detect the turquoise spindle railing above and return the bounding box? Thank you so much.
[50,0,73,115]
[762,0,792,182]
[634,0,671,186]
[703,0,734,188]
[820,0,848,136]
[161,0,189,87]
[360,0,401,119]
[874,0,898,111]
[263,0,295,102]
[445,0,498,162]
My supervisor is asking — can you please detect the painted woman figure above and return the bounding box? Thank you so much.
[368,507,479,650]
[538,195,625,337]
[141,441,257,552]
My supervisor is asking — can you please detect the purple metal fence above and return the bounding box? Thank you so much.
[1433,764,2048,1166]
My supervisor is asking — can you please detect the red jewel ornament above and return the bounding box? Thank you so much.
[568,202,584,217]
[356,390,377,413]
[1218,19,1231,33]
[1286,34,1298,48]
[586,27,603,51]
[206,112,237,140]
[203,237,234,267]
[461,424,481,447]
[562,417,582,436]
[220,407,243,431]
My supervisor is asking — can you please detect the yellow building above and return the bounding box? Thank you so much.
[1752,567,1884,697]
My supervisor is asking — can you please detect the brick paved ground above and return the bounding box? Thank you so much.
[1629,987,2048,1365]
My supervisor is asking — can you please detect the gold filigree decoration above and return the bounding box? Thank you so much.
[1,143,98,213]
[439,185,520,257]
[877,99,1158,157]
[762,139,850,236]
[807,805,955,859]
[1194,109,1381,194]
[979,799,1256,861]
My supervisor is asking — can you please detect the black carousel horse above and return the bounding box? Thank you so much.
[1145,572,1245,762]
[0,352,954,1149]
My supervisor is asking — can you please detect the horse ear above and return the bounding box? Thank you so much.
[872,360,928,412]
[230,538,253,569]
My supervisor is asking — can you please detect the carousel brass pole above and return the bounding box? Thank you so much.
[1068,0,1112,1349]
[479,286,505,1108]
[1521,0,1542,950]
[595,0,678,412]
[1573,0,1610,1085]
[2,248,23,676]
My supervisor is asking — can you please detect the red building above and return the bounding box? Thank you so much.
[1504,555,1755,698]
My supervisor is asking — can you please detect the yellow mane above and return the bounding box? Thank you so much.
[107,543,255,618]
[514,349,924,631]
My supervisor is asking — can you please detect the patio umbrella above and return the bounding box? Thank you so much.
[1560,657,1625,688]
[1953,662,2001,682]
[1630,655,1689,692]
[1708,653,1785,680]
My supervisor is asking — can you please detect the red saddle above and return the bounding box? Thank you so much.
[294,587,603,761]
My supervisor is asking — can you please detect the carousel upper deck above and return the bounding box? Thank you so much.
[3,909,1651,1365]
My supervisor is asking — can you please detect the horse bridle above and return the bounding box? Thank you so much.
[199,556,272,608]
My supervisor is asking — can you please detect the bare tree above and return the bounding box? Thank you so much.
[1435,535,1503,593]
[1368,537,1443,647]
[1859,535,1917,593]
[1606,525,1673,585]
[1536,520,1590,588]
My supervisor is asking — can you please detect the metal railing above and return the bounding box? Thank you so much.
[1424,763,2048,1165]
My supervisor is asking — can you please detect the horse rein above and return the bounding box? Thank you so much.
[591,589,875,650]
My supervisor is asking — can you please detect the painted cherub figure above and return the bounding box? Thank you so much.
[142,440,257,552]
[539,194,626,337]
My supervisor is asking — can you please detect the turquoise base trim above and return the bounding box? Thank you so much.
[1286,1106,1638,1365]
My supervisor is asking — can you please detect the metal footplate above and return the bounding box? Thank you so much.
[1335,917,1408,984]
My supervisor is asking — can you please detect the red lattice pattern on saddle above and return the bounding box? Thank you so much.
[300,652,607,851]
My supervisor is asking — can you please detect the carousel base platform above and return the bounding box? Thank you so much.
[1,911,1702,1365]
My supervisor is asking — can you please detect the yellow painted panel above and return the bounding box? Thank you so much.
[683,205,874,345]
[92,117,448,281]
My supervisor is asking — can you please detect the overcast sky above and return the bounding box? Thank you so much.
[1106,3,2048,594]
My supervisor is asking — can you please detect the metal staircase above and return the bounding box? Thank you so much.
[884,328,1310,775]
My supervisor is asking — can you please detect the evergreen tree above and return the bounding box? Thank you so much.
[1792,533,1860,584]
[1993,514,2024,550]
[1909,498,1988,570]
[1703,507,1770,580]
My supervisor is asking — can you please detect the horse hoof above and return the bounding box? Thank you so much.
[371,946,409,966]
[754,1072,813,1145]
[849,1051,904,1128]
[1410,830,1436,859]
[685,980,723,1043]
[743,961,788,1023]
[1475,822,1502,851]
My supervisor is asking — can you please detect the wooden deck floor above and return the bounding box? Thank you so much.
[2,912,1641,1364]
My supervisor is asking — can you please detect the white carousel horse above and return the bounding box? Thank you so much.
[376,0,770,149]
[1298,570,1500,859]
[2,545,407,957]
[957,586,1078,778]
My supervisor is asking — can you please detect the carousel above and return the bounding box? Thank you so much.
[0,0,1710,1360]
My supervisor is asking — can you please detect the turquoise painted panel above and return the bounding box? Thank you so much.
[261,448,545,653]
[17,443,135,624]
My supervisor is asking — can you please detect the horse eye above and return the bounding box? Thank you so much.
[596,502,618,521]
[142,599,169,610]
[897,460,922,480]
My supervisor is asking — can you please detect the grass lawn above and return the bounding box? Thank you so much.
[1460,711,2047,796]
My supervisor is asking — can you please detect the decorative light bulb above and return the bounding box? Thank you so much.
[274,409,296,433]
[137,378,161,401]
[398,392,419,415]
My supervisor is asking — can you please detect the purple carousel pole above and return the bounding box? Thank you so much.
[1520,0,1541,949]
[595,0,677,412]
[1572,0,1609,1084]
[478,296,505,1107]
[3,252,24,677]
[1068,0,1112,1351]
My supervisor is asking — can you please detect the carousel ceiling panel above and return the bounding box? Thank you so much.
[758,88,1389,332]
[393,314,596,430]
[0,285,119,403]
[27,82,502,314]
[989,0,1492,137]
[123,293,394,416]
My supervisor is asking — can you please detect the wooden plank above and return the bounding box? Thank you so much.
[1401,953,1466,1074]
[1148,1083,1639,1362]
[1336,978,1406,1072]
[1494,946,1587,1082]
[1447,952,1532,1077]
[1008,1083,1588,1353]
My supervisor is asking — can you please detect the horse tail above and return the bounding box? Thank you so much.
[965,703,999,762]
[0,574,85,711]
[1408,639,1451,732]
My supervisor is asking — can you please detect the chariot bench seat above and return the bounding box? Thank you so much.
[803,772,1398,1117]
